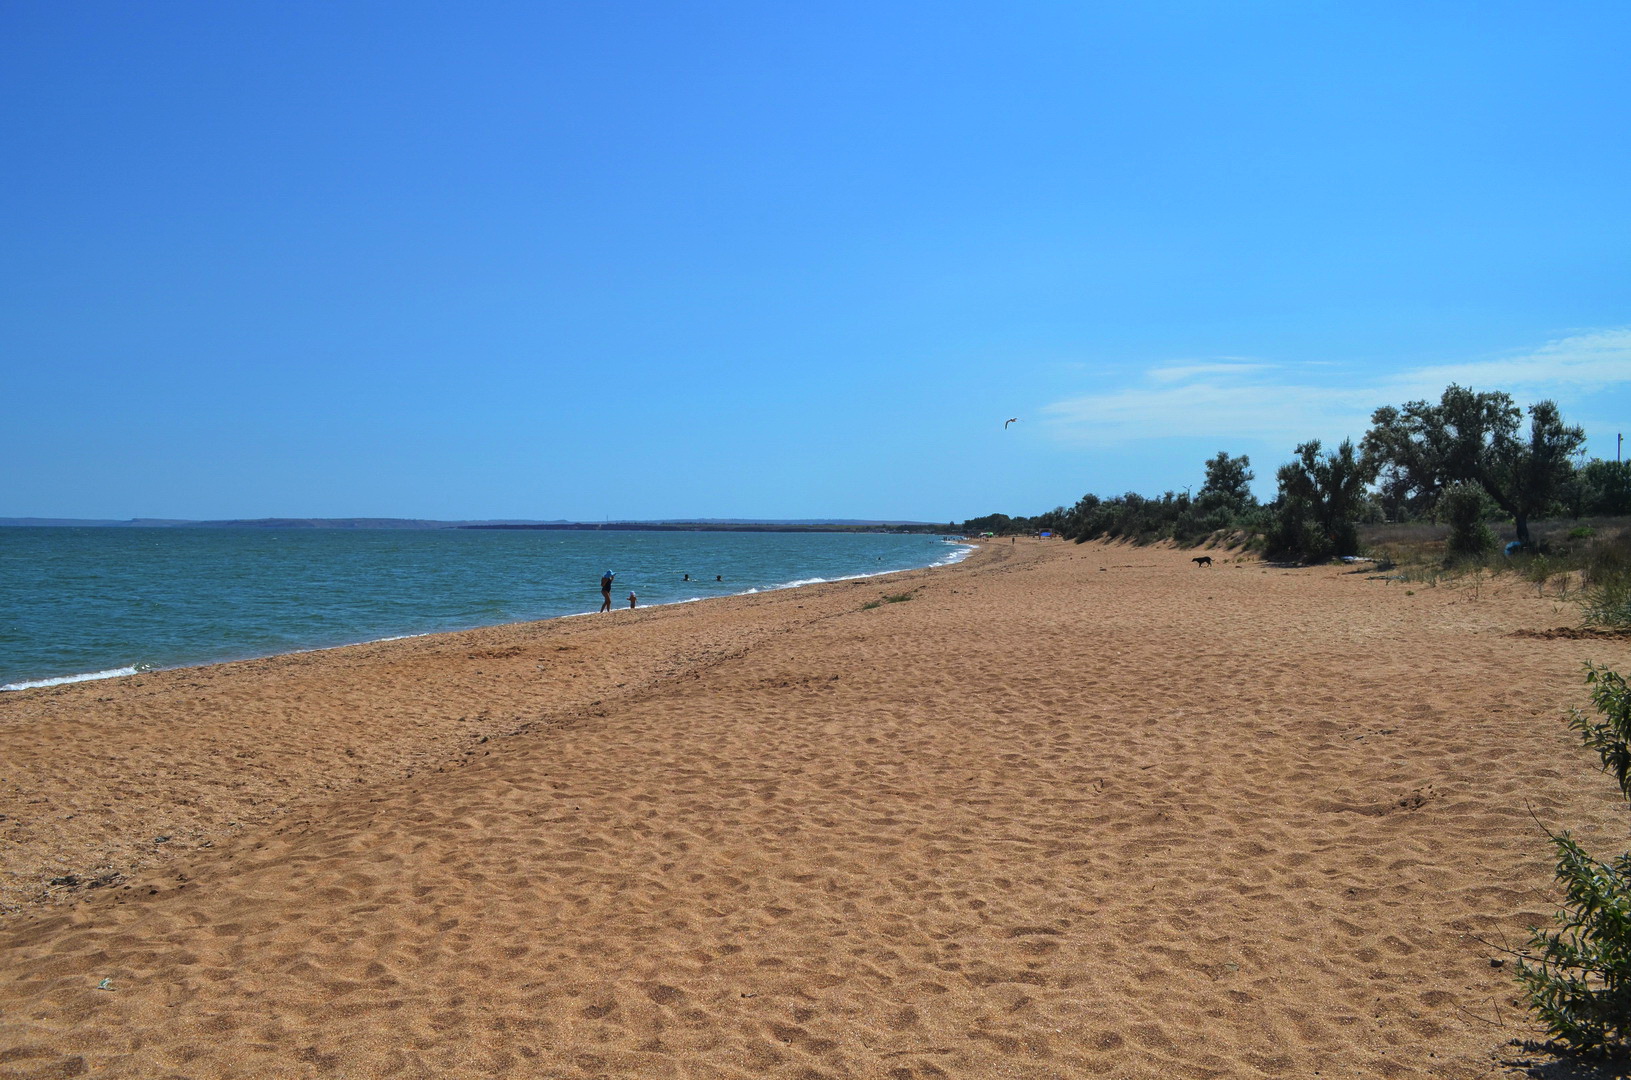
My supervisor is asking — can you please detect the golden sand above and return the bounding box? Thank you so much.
[1,539,1627,1078]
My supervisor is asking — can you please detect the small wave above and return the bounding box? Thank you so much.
[0,631,446,692]
[1,666,141,692]
[757,552,972,595]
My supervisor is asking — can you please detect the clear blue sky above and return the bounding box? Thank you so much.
[4,2,1628,522]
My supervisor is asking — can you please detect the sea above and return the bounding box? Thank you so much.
[0,527,971,691]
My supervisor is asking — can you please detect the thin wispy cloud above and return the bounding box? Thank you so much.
[1146,360,1276,384]
[1041,329,1631,448]
[1374,329,1631,400]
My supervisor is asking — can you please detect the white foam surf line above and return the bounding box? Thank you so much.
[1,545,978,691]
[0,633,441,693]
[1,666,143,692]
[541,544,976,614]
[747,543,976,594]
[548,545,976,614]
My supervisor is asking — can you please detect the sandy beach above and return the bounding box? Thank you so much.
[2,538,1628,1079]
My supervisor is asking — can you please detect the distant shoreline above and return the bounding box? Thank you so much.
[461,522,949,534]
[1,517,948,532]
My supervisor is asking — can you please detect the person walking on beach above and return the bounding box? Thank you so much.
[628,592,638,609]
[600,570,614,612]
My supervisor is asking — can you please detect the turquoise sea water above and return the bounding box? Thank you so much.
[0,528,969,690]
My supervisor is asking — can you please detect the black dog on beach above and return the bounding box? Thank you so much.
[1192,555,1213,568]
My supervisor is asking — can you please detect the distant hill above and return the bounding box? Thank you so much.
[177,518,532,530]
[0,518,563,529]
[0,517,944,531]
[0,517,195,528]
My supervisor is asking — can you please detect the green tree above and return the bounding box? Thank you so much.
[1441,481,1497,557]
[1267,438,1376,562]
[1200,451,1255,503]
[961,512,1014,534]
[1362,385,1586,549]
[1062,493,1100,541]
[1579,459,1631,517]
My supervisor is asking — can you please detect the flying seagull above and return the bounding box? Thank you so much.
[1004,417,1019,429]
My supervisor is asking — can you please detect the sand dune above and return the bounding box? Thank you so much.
[2,540,1628,1078]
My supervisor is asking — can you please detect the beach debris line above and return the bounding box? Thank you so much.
[861,591,915,611]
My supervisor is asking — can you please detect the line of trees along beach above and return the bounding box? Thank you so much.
[963,383,1631,564]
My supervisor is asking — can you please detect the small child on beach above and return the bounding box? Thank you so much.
[627,592,638,609]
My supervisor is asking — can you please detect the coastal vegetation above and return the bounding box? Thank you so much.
[1363,386,1587,550]
[962,382,1629,570]
[1516,665,1631,1057]
[1264,438,1374,563]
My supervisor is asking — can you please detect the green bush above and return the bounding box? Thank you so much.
[1264,513,1344,564]
[1516,666,1631,1056]
[1442,481,1498,558]
[1263,439,1372,563]
[1581,535,1631,629]
[1584,579,1631,629]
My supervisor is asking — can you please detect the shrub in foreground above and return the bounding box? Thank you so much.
[1516,665,1631,1056]
[1581,533,1631,629]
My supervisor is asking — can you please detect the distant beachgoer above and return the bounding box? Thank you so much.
[716,575,722,582]
[683,573,689,581]
[627,592,638,609]
[600,570,614,612]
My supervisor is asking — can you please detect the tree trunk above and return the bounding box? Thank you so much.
[1473,467,1526,550]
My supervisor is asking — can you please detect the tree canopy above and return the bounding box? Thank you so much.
[1362,385,1585,548]
[1267,439,1375,562]
[1200,451,1254,503]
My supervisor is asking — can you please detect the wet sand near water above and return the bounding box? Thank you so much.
[1,539,1628,1078]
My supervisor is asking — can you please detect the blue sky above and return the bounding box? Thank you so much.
[4,2,1628,522]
